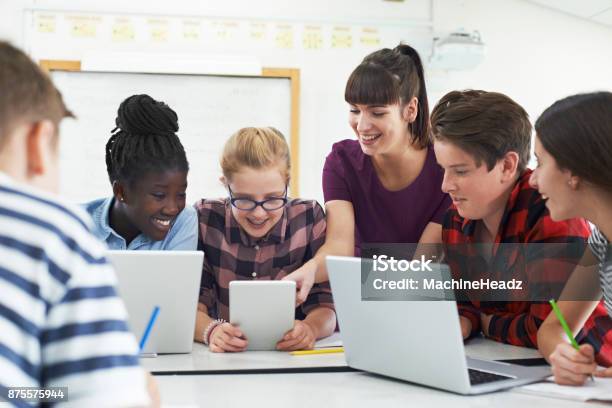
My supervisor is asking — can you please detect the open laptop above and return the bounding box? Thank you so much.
[107,250,203,354]
[327,256,551,395]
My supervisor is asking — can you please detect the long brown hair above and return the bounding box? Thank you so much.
[536,92,612,191]
[344,44,430,149]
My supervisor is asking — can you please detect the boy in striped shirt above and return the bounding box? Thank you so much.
[0,42,155,406]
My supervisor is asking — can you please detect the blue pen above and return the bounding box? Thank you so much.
[139,306,160,352]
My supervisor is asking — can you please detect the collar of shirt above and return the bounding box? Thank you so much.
[223,198,288,247]
[458,169,533,242]
[91,196,156,250]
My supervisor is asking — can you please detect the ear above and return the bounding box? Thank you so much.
[500,151,520,182]
[567,175,581,190]
[25,120,56,177]
[112,180,127,203]
[219,176,228,187]
[402,97,419,123]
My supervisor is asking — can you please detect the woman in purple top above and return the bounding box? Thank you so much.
[284,44,450,302]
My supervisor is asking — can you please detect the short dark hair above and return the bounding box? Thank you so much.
[0,41,73,146]
[430,90,532,172]
[344,43,430,149]
[105,94,189,185]
[536,92,612,192]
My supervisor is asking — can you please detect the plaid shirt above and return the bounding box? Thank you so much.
[443,170,612,364]
[195,198,334,322]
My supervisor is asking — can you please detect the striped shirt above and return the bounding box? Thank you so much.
[0,173,148,407]
[195,198,334,322]
[588,227,612,317]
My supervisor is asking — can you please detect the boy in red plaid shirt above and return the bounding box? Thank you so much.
[430,90,612,364]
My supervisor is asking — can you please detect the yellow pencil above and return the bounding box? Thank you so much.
[290,347,344,356]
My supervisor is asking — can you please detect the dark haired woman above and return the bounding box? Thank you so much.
[84,94,197,250]
[284,44,450,301]
[531,92,612,385]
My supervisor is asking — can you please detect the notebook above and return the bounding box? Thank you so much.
[516,376,612,403]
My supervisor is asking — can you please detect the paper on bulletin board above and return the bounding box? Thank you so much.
[67,15,100,39]
[35,13,56,33]
[112,17,135,42]
[250,22,268,41]
[302,25,324,50]
[331,26,352,48]
[275,24,294,49]
[212,20,239,41]
[182,19,201,41]
[360,27,381,47]
[147,18,169,43]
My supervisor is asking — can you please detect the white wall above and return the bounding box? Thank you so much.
[1,0,612,204]
[429,0,612,125]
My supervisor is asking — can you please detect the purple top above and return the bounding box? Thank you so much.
[323,139,451,249]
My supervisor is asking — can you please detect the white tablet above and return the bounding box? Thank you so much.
[229,280,296,350]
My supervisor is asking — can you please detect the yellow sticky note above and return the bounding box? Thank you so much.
[276,24,294,49]
[360,27,381,47]
[303,26,323,50]
[331,26,352,49]
[66,16,99,39]
[250,22,267,41]
[71,21,96,38]
[183,20,201,40]
[112,19,135,42]
[148,19,169,43]
[36,15,56,34]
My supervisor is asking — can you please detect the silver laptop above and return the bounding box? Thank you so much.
[327,256,551,395]
[107,250,203,354]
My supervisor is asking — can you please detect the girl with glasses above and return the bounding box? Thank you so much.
[193,127,336,352]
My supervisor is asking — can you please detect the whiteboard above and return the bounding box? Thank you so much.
[51,70,292,205]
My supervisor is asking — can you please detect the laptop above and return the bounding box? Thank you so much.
[326,256,551,395]
[107,250,203,354]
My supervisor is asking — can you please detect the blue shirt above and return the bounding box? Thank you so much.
[0,173,149,406]
[83,197,198,251]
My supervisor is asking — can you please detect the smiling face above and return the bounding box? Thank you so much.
[117,169,188,241]
[226,165,287,239]
[348,100,416,156]
[529,136,580,221]
[434,139,515,222]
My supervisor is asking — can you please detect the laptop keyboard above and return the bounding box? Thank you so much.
[468,368,513,385]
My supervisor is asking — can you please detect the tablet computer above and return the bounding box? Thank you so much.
[229,280,296,350]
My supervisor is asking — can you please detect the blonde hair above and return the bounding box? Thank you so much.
[221,127,291,182]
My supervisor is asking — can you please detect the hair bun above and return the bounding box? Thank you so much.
[115,94,179,137]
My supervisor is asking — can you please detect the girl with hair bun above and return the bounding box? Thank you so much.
[284,44,450,300]
[84,94,198,250]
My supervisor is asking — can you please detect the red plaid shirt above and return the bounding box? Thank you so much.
[195,198,334,322]
[443,170,612,364]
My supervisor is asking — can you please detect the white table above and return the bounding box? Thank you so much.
[149,335,597,408]
[156,371,592,408]
[142,333,346,374]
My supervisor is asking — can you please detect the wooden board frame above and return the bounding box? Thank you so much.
[40,60,301,196]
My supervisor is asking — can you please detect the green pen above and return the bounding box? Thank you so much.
[549,299,594,380]
[549,299,579,349]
